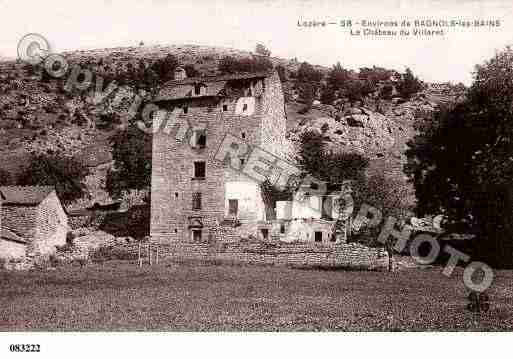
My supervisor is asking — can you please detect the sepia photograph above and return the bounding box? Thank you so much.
[1,0,512,357]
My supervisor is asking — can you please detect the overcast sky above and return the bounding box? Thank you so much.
[1,0,512,85]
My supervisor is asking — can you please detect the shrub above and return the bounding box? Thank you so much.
[89,245,137,263]
[397,67,423,99]
[49,254,60,267]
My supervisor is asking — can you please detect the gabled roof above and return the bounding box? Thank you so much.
[0,186,55,206]
[154,70,273,102]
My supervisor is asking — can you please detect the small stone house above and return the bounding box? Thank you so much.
[0,186,68,267]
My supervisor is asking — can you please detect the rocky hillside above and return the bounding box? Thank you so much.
[0,44,465,208]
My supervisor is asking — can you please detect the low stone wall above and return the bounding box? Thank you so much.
[149,238,389,270]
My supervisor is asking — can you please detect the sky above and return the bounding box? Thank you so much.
[1,0,512,85]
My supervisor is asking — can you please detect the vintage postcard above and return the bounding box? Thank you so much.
[0,0,512,357]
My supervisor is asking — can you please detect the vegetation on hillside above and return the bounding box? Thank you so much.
[17,154,90,204]
[405,46,513,267]
[106,125,151,199]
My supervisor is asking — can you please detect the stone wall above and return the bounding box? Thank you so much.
[0,239,26,261]
[35,191,68,255]
[148,237,388,270]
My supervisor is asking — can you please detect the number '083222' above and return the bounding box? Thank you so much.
[9,344,41,352]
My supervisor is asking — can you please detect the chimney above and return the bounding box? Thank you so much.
[174,67,187,81]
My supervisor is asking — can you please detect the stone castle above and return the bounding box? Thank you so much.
[150,67,289,243]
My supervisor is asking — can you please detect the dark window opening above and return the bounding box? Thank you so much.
[314,231,323,242]
[261,228,269,239]
[192,192,202,210]
[321,196,332,220]
[222,104,228,111]
[243,103,248,112]
[174,228,178,234]
[240,158,245,167]
[183,106,188,114]
[228,199,238,216]
[192,229,202,241]
[174,192,179,199]
[280,224,285,234]
[196,132,206,148]
[194,84,202,95]
[193,161,206,179]
[241,132,246,139]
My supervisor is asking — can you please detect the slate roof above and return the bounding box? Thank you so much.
[0,227,28,244]
[154,71,272,102]
[0,186,55,206]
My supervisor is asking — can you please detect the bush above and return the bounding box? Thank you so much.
[397,67,423,99]
[89,245,137,263]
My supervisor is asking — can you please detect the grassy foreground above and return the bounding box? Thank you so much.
[1,261,512,331]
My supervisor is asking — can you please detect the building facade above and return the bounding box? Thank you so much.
[151,69,288,243]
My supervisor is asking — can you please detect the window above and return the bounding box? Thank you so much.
[192,192,202,210]
[194,84,201,95]
[197,132,206,148]
[192,229,202,241]
[240,158,245,167]
[243,103,248,112]
[183,106,188,114]
[280,224,285,234]
[314,231,323,242]
[191,130,206,149]
[174,192,179,199]
[174,228,178,233]
[222,104,228,112]
[193,161,206,179]
[228,199,238,216]
[241,132,246,139]
[261,228,269,239]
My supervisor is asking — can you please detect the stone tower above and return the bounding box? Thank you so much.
[150,70,288,243]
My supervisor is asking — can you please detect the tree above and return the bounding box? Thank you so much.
[183,64,200,78]
[255,43,271,57]
[297,130,369,185]
[397,67,423,99]
[18,154,90,204]
[327,62,351,89]
[106,125,152,199]
[320,85,337,105]
[149,54,179,84]
[342,79,375,106]
[296,62,323,83]
[218,56,273,74]
[405,47,513,267]
[297,83,315,114]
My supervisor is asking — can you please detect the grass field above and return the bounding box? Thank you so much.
[1,261,512,331]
